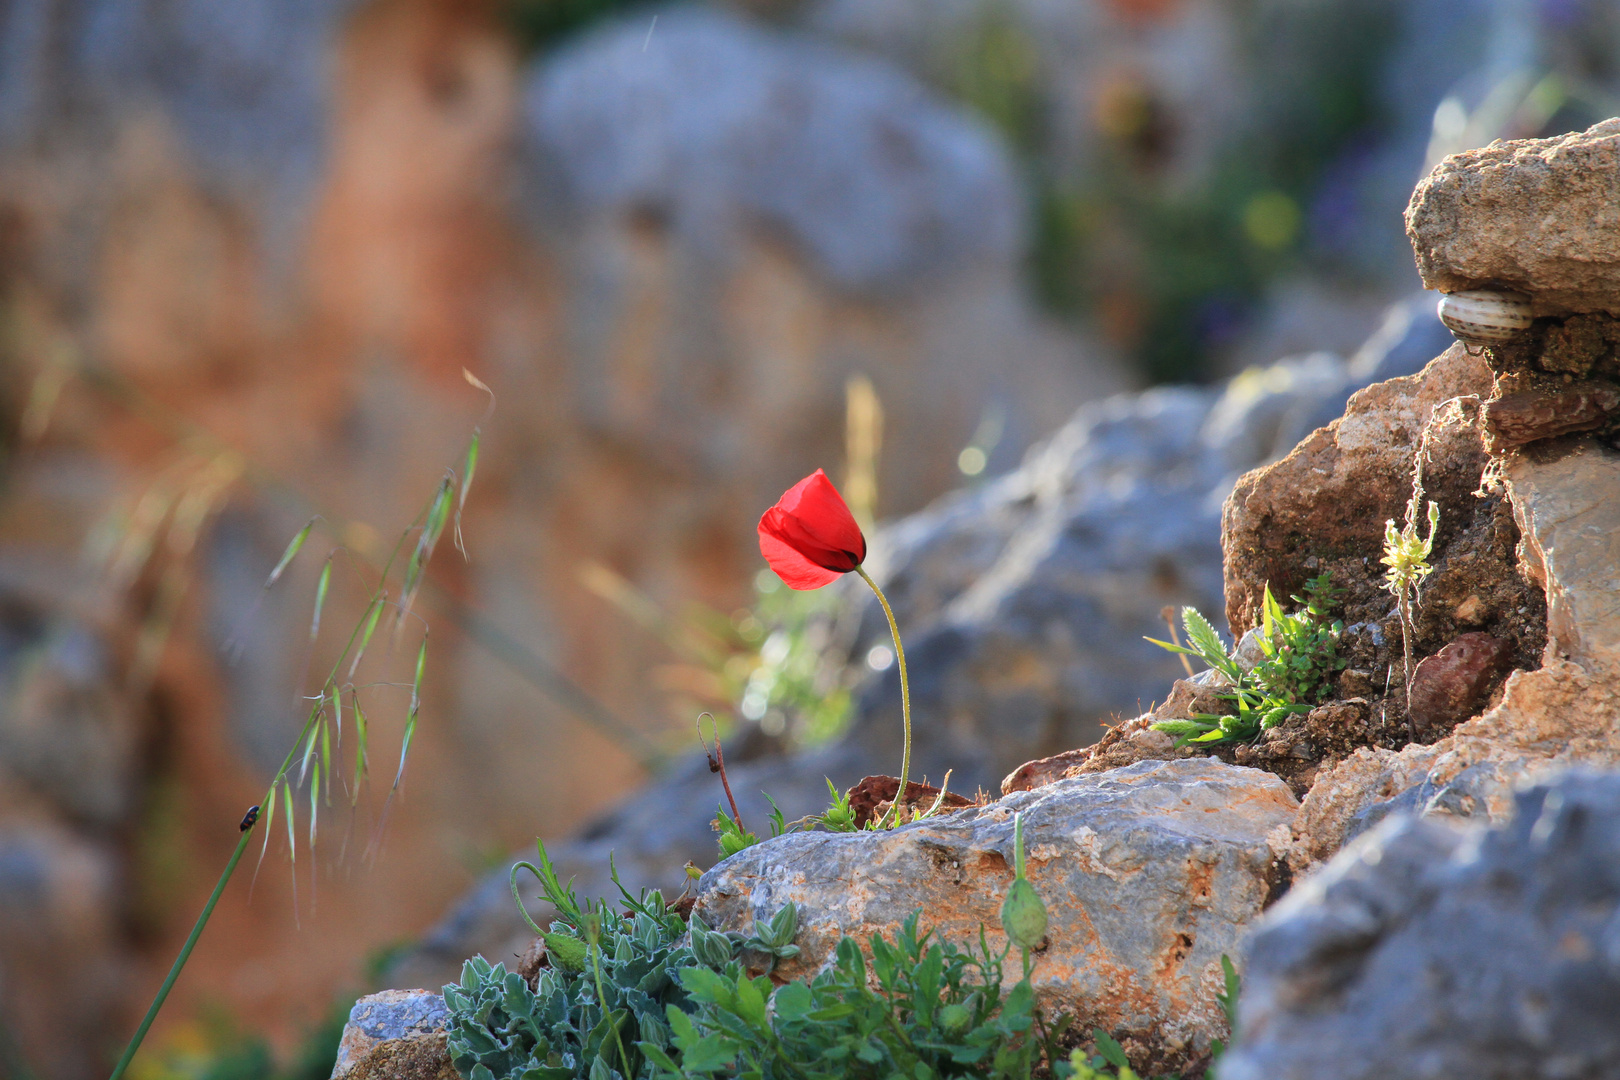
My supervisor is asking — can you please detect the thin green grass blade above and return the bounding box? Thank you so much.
[347,594,386,679]
[409,635,427,716]
[392,638,428,792]
[265,518,317,590]
[257,779,279,869]
[352,695,369,805]
[1143,636,1202,658]
[309,759,320,847]
[282,781,296,865]
[459,432,479,512]
[454,430,480,558]
[398,479,452,625]
[106,811,260,1080]
[1261,585,1280,644]
[393,711,417,793]
[320,711,332,805]
[298,707,321,786]
[310,558,332,641]
[331,686,342,751]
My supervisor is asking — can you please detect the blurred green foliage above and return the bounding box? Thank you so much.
[734,572,852,747]
[127,1002,348,1080]
[949,2,1398,383]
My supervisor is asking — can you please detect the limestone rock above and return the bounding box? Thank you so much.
[405,293,1454,988]
[1291,435,1620,860]
[1223,772,1620,1080]
[693,759,1298,1071]
[1481,380,1620,453]
[1221,343,1494,639]
[1505,438,1620,677]
[332,990,455,1080]
[1000,715,1185,795]
[1406,118,1620,316]
[1293,657,1620,868]
[846,337,1428,785]
[527,7,1019,291]
[1290,744,1441,866]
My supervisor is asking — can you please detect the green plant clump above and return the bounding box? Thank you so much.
[448,827,1214,1080]
[447,843,813,1080]
[449,863,701,1080]
[1149,573,1345,746]
[648,912,1061,1080]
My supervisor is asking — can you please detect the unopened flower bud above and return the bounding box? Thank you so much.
[1000,878,1048,952]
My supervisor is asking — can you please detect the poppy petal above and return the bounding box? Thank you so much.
[771,470,866,565]
[760,507,860,573]
[758,528,843,590]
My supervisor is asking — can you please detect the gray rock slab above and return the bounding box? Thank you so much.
[1406,118,1620,315]
[694,758,1298,1064]
[848,292,1449,779]
[1224,770,1620,1080]
[1505,438,1620,678]
[401,291,1450,991]
[332,989,452,1080]
[524,6,1020,291]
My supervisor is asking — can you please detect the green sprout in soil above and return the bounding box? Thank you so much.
[1147,573,1345,746]
[1383,499,1439,738]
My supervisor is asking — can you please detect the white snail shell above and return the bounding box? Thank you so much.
[1437,289,1533,345]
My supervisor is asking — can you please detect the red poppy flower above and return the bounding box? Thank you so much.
[757,469,867,590]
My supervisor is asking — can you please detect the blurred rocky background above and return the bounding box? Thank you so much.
[2,1,1619,1078]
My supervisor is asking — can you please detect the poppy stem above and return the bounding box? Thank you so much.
[855,565,910,829]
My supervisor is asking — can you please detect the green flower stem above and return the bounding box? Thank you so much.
[108,815,258,1080]
[589,943,633,1079]
[855,566,910,829]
